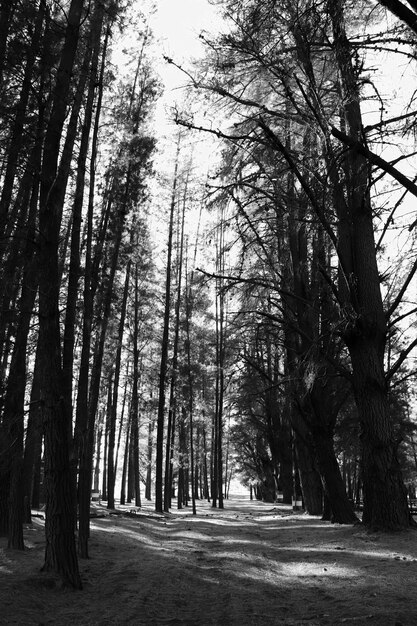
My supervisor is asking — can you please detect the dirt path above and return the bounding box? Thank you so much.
[1,497,416,625]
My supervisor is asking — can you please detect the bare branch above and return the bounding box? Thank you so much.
[331,126,417,229]
[386,336,417,381]
[375,0,417,35]
[385,257,417,319]
[388,306,417,328]
[364,109,417,133]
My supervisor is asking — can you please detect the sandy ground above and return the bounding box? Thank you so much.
[1,496,416,625]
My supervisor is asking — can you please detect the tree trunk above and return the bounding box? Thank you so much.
[120,413,131,506]
[0,0,45,229]
[293,427,323,516]
[155,140,180,513]
[38,0,84,589]
[131,264,141,508]
[185,272,196,516]
[145,417,154,501]
[329,0,411,529]
[115,363,130,479]
[164,180,185,512]
[62,0,105,458]
[312,425,357,523]
[107,261,131,509]
[22,345,42,523]
[0,0,14,89]
[5,210,39,548]
[76,22,109,559]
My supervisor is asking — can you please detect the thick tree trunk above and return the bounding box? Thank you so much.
[63,0,105,462]
[76,23,108,559]
[329,0,411,529]
[5,222,38,549]
[293,429,323,515]
[0,0,14,89]
[312,425,357,524]
[37,0,84,589]
[349,340,410,528]
[0,0,45,227]
[277,418,294,504]
[0,140,42,369]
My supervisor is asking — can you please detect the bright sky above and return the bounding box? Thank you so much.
[124,1,224,266]
[151,0,220,95]
[153,0,220,61]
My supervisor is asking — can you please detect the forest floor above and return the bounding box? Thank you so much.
[1,496,417,625]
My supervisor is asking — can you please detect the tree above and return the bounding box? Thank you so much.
[155,138,181,513]
[174,0,416,529]
[37,0,85,589]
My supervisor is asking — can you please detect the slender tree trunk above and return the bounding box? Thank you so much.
[22,345,42,523]
[185,269,196,515]
[213,218,225,509]
[164,176,186,512]
[76,25,109,560]
[145,418,154,501]
[127,423,135,503]
[202,424,210,501]
[93,413,103,493]
[102,378,113,502]
[131,264,141,508]
[115,362,130,479]
[107,261,131,509]
[155,140,180,513]
[120,413,131,506]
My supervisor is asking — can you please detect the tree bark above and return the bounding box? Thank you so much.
[329,0,411,529]
[38,0,84,589]
[76,22,109,559]
[107,261,131,509]
[155,140,180,513]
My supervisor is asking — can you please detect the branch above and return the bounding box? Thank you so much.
[386,257,417,319]
[386,336,417,381]
[388,306,417,328]
[165,56,293,124]
[331,126,417,229]
[196,267,319,309]
[375,0,417,35]
[364,109,417,133]
[258,119,339,249]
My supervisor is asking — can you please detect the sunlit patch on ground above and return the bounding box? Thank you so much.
[1,497,417,625]
[280,561,361,579]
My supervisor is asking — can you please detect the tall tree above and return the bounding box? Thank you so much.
[155,138,181,513]
[37,0,85,589]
